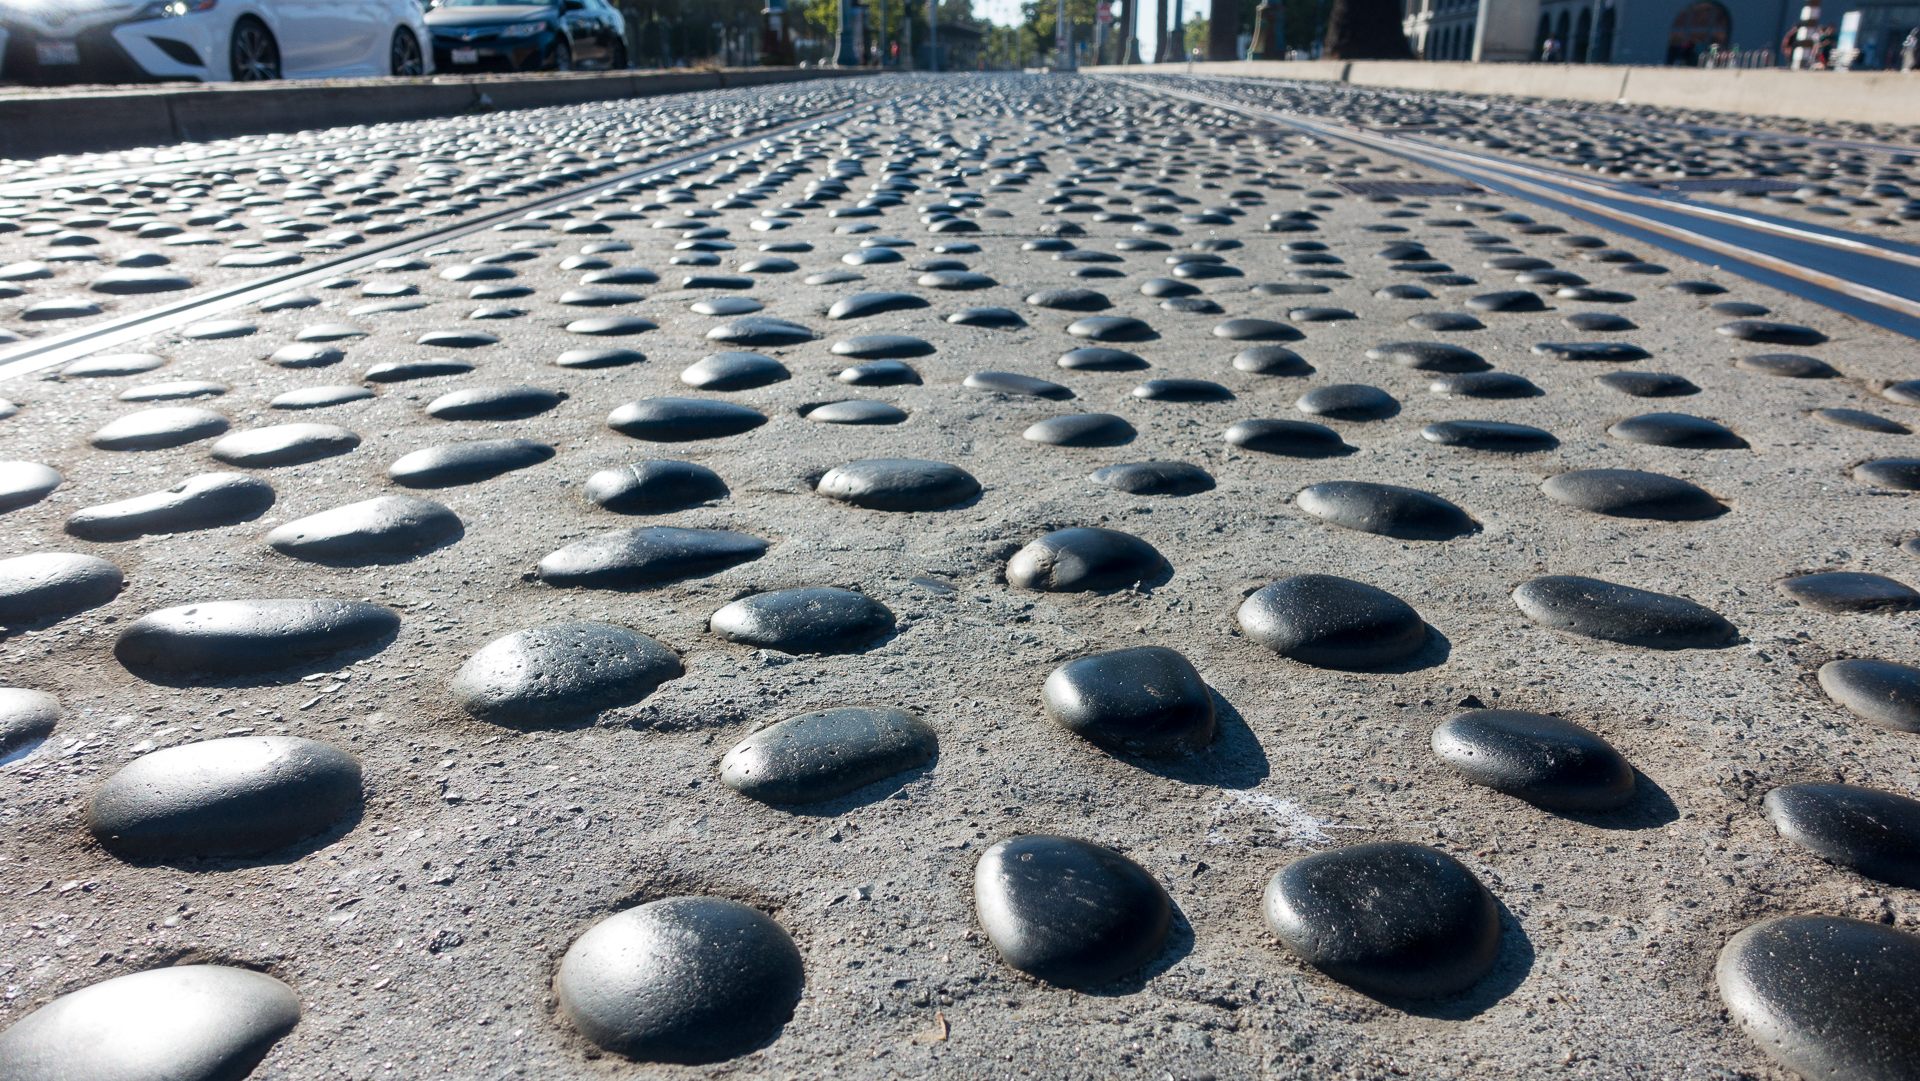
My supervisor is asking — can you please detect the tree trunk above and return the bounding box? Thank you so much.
[1208,0,1238,58]
[1322,0,1413,58]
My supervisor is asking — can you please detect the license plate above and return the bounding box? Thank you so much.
[36,41,79,65]
[451,48,478,63]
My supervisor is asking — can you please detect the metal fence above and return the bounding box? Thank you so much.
[1693,46,1776,67]
[614,9,764,68]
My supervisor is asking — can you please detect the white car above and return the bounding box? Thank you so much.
[0,0,434,83]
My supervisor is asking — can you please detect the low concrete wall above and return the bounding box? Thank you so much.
[1614,65,1919,125]
[0,67,880,160]
[1088,59,1920,126]
[1342,59,1632,101]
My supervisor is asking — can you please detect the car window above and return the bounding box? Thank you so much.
[432,0,544,7]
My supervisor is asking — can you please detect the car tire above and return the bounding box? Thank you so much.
[611,41,627,69]
[390,27,424,76]
[550,39,571,71]
[229,17,280,81]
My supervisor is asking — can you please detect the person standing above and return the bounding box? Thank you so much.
[1903,26,1919,70]
[1542,35,1562,61]
[1787,6,1820,68]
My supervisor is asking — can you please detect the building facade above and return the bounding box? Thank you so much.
[1404,0,1484,59]
[1404,0,1919,66]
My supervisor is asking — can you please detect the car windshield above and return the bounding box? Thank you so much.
[432,0,545,7]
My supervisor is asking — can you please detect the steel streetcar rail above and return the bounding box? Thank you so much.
[1109,74,1920,340]
[0,97,893,384]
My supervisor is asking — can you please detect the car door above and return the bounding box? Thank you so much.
[333,0,386,73]
[254,0,321,73]
[558,0,599,64]
[588,0,618,63]
[258,0,369,73]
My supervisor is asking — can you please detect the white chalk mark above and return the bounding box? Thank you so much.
[1206,788,1349,847]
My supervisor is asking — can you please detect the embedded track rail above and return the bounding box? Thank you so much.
[1176,71,1915,158]
[0,96,896,383]
[0,135,429,200]
[1110,74,1920,340]
[0,104,811,201]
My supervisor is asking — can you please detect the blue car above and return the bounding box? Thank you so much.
[425,0,626,72]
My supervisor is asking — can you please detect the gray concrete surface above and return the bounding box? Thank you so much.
[0,78,893,352]
[1115,71,1920,241]
[1,73,1918,1081]
[0,68,880,161]
[1089,59,1920,128]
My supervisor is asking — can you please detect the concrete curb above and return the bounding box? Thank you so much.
[0,67,883,160]
[1086,60,1920,126]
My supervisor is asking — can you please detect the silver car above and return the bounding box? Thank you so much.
[0,0,435,83]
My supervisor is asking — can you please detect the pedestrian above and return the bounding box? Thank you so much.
[1542,35,1562,62]
[1904,27,1919,70]
[1815,23,1835,67]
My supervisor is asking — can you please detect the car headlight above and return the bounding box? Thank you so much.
[500,21,546,37]
[132,0,216,19]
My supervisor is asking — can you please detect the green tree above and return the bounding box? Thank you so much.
[801,0,838,41]
[803,0,972,61]
[1183,15,1208,53]
[1019,0,1099,59]
[983,23,1029,67]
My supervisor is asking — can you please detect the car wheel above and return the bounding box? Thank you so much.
[390,27,424,76]
[551,39,571,71]
[611,41,627,69]
[229,17,280,81]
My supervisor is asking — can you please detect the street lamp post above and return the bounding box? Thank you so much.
[928,0,938,71]
[761,0,792,65]
[836,0,860,64]
[1248,0,1280,57]
[1056,0,1075,68]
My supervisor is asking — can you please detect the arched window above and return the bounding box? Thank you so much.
[1574,7,1592,60]
[1536,12,1551,58]
[1464,23,1474,57]
[1555,10,1571,55]
[1667,0,1730,63]
[1593,6,1615,62]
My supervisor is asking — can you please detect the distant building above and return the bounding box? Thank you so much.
[1402,0,1919,67]
[916,22,983,69]
[1404,0,1484,60]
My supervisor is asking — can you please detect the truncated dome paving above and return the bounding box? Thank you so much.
[1,70,1920,1080]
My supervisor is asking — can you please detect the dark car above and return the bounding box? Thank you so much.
[425,0,625,72]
